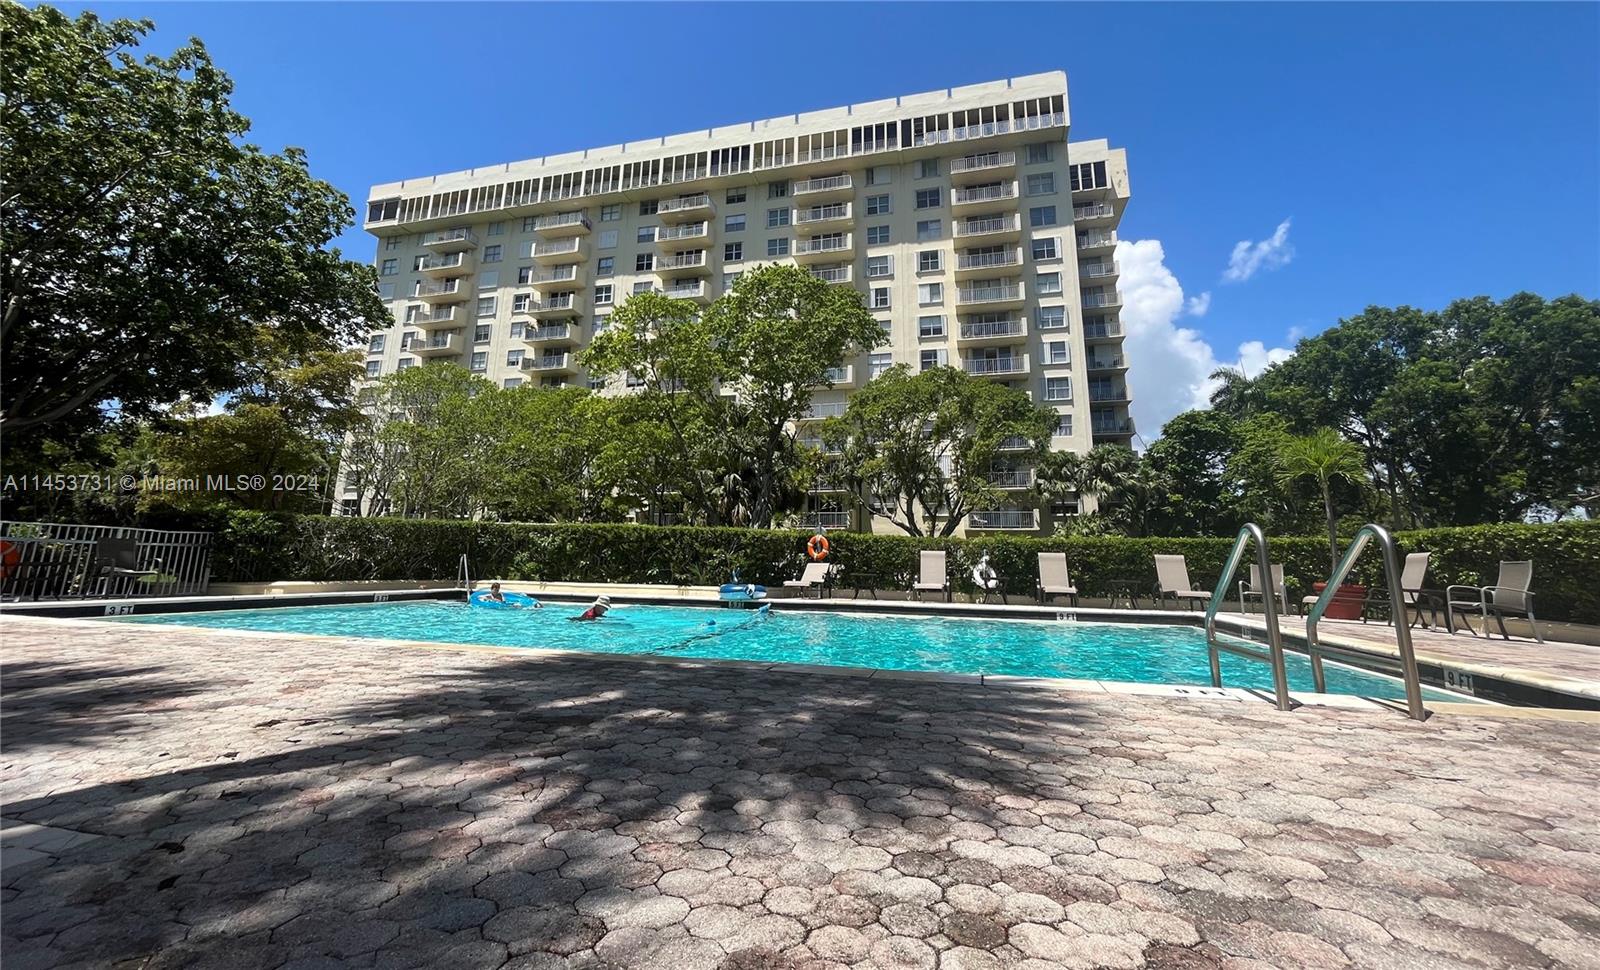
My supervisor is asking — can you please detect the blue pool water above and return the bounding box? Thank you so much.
[118,600,1470,701]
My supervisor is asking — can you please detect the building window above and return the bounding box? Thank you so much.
[516,266,533,285]
[636,253,654,272]
[725,214,746,232]
[866,255,892,278]
[1027,142,1053,164]
[377,282,395,300]
[871,287,891,310]
[1051,500,1080,518]
[1032,238,1061,262]
[521,217,537,232]
[1037,272,1062,295]
[598,230,618,250]
[915,188,941,209]
[918,283,943,305]
[510,321,525,338]
[726,187,747,204]
[1070,161,1109,191]
[639,199,659,216]
[368,335,385,352]
[504,378,523,389]
[766,238,789,257]
[918,315,946,338]
[506,349,525,367]
[512,293,531,313]
[636,226,656,244]
[594,284,613,306]
[767,207,790,228]
[724,242,743,262]
[397,358,415,371]
[365,360,381,378]
[474,324,492,343]
[868,353,893,379]
[917,159,939,179]
[866,224,891,246]
[470,352,488,372]
[865,166,891,186]
[600,204,621,222]
[1029,205,1058,228]
[920,349,946,371]
[917,250,942,273]
[1046,340,1071,365]
[1037,305,1067,330]
[1026,173,1056,196]
[379,258,397,276]
[478,270,498,291]
[722,272,741,289]
[1055,414,1073,436]
[477,296,496,317]
[768,180,789,199]
[597,256,614,276]
[487,221,505,236]
[916,219,941,242]
[632,281,653,295]
[1045,377,1073,401]
[866,194,891,216]
[594,314,610,333]
[384,237,401,251]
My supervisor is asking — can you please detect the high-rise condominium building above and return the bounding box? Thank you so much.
[358,71,1131,533]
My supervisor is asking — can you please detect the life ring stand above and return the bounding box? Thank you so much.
[806,534,831,561]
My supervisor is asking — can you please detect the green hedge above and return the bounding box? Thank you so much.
[205,512,1600,623]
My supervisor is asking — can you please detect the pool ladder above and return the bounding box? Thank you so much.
[1203,523,1429,721]
[458,553,472,603]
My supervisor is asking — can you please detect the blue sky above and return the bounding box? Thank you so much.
[64,2,1600,435]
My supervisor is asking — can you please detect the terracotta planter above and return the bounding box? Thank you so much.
[1312,581,1367,620]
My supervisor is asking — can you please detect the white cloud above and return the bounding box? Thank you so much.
[1222,218,1294,283]
[1114,238,1293,443]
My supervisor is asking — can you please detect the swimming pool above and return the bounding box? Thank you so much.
[116,600,1470,701]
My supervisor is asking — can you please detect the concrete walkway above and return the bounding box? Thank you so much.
[2,617,1598,969]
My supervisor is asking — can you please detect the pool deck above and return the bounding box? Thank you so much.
[3,615,1599,970]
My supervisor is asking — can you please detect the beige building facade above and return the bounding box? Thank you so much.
[357,71,1132,533]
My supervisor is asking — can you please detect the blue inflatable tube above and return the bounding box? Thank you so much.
[470,590,541,608]
[718,583,767,602]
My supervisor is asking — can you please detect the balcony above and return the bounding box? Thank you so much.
[523,322,573,343]
[954,247,1022,279]
[968,509,1039,531]
[655,222,709,249]
[949,151,1017,183]
[984,467,1035,489]
[1092,418,1136,440]
[530,212,592,236]
[956,280,1025,309]
[1081,290,1122,311]
[963,353,1029,378]
[997,435,1034,452]
[956,315,1027,346]
[809,264,853,285]
[953,213,1022,241]
[409,305,461,330]
[657,193,714,223]
[1073,202,1115,223]
[527,265,580,288]
[416,252,471,277]
[1086,355,1127,374]
[952,182,1019,207]
[794,233,854,262]
[1083,319,1124,343]
[799,400,848,421]
[529,294,582,319]
[1077,230,1118,253]
[800,510,852,530]
[797,437,843,456]
[662,280,710,302]
[1089,384,1131,405]
[807,478,848,494]
[812,365,855,388]
[522,353,577,375]
[1080,260,1120,280]
[655,251,710,275]
[410,333,460,358]
[419,228,478,252]
[413,279,468,304]
[792,174,853,200]
[531,238,585,264]
[795,202,852,228]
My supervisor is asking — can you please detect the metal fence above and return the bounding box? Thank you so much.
[0,521,213,601]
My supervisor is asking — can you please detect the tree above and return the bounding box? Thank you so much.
[0,5,387,438]
[820,366,1056,536]
[486,387,620,523]
[583,264,885,527]
[1144,410,1244,536]
[1274,429,1368,572]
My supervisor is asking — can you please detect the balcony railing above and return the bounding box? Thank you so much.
[797,437,842,455]
[969,509,1038,530]
[820,365,851,384]
[420,227,478,250]
[410,306,458,326]
[530,212,592,233]
[656,252,707,271]
[663,281,707,299]
[1093,419,1135,435]
[413,279,464,299]
[794,234,852,256]
[800,511,851,530]
[793,174,853,195]
[656,222,708,242]
[959,317,1025,340]
[956,249,1021,272]
[657,194,713,216]
[1073,202,1115,221]
[810,265,852,284]
[532,296,577,312]
[1082,291,1121,309]
[1087,356,1125,371]
[417,253,468,273]
[953,214,1021,238]
[1089,386,1130,403]
[950,151,1016,174]
[985,468,1035,488]
[963,355,1027,376]
[531,238,582,258]
[525,323,571,341]
[802,401,848,420]
[997,436,1032,451]
[1078,231,1118,249]
[956,282,1024,305]
[953,182,1018,206]
[528,266,579,285]
[1080,261,1120,279]
[524,353,572,371]
[796,203,851,225]
[1084,320,1123,339]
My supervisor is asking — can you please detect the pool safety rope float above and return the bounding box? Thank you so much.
[806,534,831,561]
[470,590,541,608]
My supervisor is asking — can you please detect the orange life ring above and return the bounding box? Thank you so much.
[806,534,830,561]
[0,540,19,581]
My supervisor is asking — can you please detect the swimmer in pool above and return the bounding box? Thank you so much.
[569,594,611,622]
[486,582,506,603]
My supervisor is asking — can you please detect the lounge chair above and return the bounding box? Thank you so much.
[1154,555,1210,611]
[1351,551,1436,627]
[912,550,949,602]
[1447,561,1543,643]
[782,561,831,598]
[93,537,161,596]
[1036,553,1078,607]
[1237,563,1289,615]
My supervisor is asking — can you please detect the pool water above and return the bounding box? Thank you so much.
[117,600,1469,701]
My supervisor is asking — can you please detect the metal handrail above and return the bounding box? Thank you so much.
[1305,524,1428,720]
[1203,523,1292,711]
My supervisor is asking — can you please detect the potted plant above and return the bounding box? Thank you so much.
[1276,429,1368,619]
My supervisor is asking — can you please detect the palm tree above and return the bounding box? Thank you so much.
[1275,429,1367,572]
